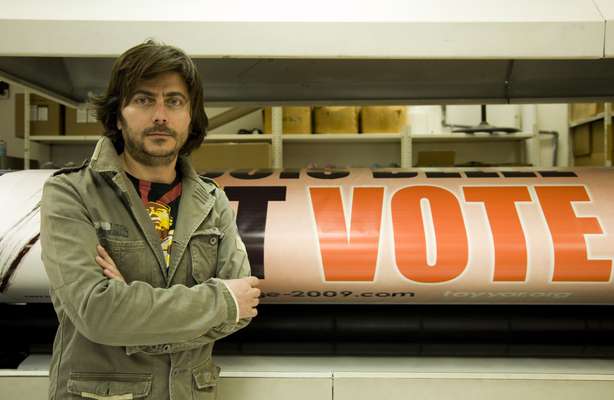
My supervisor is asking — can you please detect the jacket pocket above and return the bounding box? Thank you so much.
[192,362,220,400]
[67,372,152,399]
[189,227,223,283]
[101,238,151,284]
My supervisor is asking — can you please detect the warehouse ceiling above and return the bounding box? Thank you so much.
[1,57,613,106]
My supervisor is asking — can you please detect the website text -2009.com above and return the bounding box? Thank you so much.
[260,290,416,298]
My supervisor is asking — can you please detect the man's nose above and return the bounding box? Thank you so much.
[152,101,169,125]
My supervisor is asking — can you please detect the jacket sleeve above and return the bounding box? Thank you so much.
[41,176,239,347]
[125,187,253,355]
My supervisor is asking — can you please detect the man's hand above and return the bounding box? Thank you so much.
[223,276,260,319]
[96,244,126,283]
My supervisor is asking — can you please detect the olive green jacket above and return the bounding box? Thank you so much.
[40,137,250,399]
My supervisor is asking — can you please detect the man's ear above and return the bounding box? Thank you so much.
[116,117,122,131]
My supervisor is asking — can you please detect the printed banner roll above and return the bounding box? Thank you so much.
[1,168,613,304]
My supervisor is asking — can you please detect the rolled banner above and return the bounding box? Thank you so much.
[1,168,613,304]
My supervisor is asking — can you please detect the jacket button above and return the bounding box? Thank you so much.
[209,237,218,245]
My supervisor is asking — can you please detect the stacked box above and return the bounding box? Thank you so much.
[190,142,272,172]
[572,124,591,158]
[65,106,101,136]
[263,107,311,134]
[314,106,359,134]
[569,103,607,122]
[15,93,64,137]
[573,120,613,166]
[416,151,456,167]
[361,106,408,133]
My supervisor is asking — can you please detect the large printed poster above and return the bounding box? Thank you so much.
[214,168,614,304]
[1,168,613,304]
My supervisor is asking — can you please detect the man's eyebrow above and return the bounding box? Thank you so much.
[131,90,187,101]
[132,90,154,96]
[164,91,188,101]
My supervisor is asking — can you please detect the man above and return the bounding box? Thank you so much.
[40,40,260,399]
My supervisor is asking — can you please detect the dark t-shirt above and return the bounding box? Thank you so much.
[127,172,182,269]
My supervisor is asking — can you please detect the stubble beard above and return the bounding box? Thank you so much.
[123,125,183,167]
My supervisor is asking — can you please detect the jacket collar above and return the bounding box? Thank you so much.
[89,136,124,175]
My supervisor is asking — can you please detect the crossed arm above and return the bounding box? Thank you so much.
[95,244,260,319]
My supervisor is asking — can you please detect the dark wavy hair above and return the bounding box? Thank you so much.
[90,40,208,156]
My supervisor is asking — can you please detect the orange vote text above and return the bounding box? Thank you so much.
[309,185,610,283]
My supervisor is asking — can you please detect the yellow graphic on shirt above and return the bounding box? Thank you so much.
[145,201,174,267]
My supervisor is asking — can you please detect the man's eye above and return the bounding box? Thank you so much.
[134,96,152,105]
[166,97,185,107]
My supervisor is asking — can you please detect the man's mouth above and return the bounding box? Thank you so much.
[147,132,173,137]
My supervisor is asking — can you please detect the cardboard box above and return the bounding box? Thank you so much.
[314,106,359,134]
[574,153,605,166]
[572,124,591,157]
[189,142,272,172]
[416,151,456,167]
[65,106,102,136]
[15,93,64,137]
[568,102,614,122]
[361,106,408,133]
[573,120,613,166]
[570,103,598,122]
[263,107,311,134]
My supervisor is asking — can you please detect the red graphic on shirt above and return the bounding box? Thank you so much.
[145,201,175,266]
[139,180,182,267]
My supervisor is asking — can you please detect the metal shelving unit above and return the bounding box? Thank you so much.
[208,128,535,168]
[19,99,536,169]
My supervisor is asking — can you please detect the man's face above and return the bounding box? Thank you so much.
[117,72,191,167]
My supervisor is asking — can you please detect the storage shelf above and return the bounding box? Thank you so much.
[21,106,536,169]
[29,135,99,144]
[569,113,605,128]
[283,133,401,143]
[207,133,534,144]
[206,134,273,142]
[412,133,534,142]
[208,133,400,143]
[284,133,533,143]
